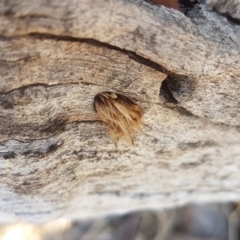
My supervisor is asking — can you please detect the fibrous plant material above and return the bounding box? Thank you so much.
[94,92,143,146]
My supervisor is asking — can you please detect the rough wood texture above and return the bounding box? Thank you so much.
[0,0,240,223]
[206,0,240,19]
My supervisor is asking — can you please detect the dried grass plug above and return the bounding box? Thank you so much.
[94,92,143,146]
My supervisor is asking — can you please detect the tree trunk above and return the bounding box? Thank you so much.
[0,0,240,223]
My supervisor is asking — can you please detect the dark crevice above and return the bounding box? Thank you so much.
[174,106,194,116]
[215,11,240,26]
[1,142,63,159]
[27,34,196,122]
[2,151,16,159]
[2,9,14,16]
[0,120,103,145]
[0,83,49,94]
[0,36,14,41]
[165,73,196,96]
[178,0,204,14]
[178,1,240,26]
[28,33,169,75]
[40,117,68,135]
[160,74,196,117]
[0,83,50,95]
[127,52,167,74]
[0,81,106,95]
[3,33,198,127]
[2,33,199,128]
[161,102,195,117]
[1,32,170,95]
[160,75,178,104]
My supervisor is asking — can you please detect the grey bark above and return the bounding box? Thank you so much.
[0,0,240,223]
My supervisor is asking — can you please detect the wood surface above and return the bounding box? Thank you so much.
[0,0,240,223]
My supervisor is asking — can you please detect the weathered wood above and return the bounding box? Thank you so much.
[206,0,240,19]
[0,0,240,223]
[0,37,163,141]
[1,0,240,76]
[1,0,240,125]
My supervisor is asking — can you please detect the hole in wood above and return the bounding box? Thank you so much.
[94,92,143,146]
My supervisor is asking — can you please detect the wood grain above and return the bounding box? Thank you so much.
[0,0,240,223]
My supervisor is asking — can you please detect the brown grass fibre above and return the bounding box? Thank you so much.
[94,92,143,146]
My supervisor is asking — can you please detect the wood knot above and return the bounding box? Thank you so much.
[94,92,143,146]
